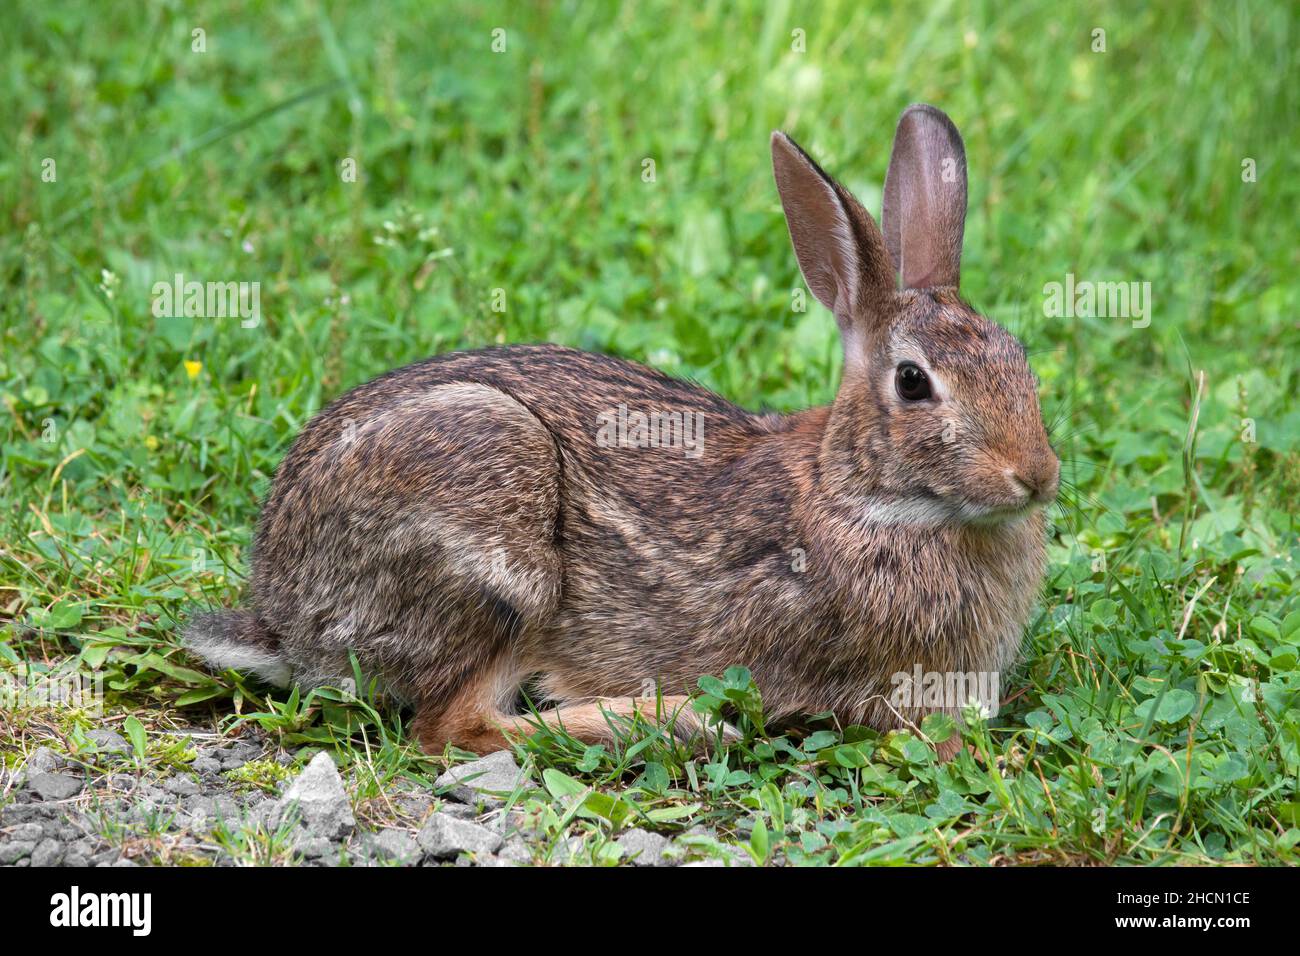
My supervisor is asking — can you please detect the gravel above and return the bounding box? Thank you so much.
[434,751,534,808]
[26,772,83,801]
[292,835,335,859]
[26,747,61,774]
[30,839,64,867]
[366,828,422,865]
[192,756,223,775]
[0,736,718,867]
[417,812,503,859]
[495,835,533,865]
[272,752,355,840]
[8,823,43,843]
[163,775,201,797]
[617,828,671,866]
[0,842,36,865]
[85,729,131,756]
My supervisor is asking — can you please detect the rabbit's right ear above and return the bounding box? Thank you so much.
[881,104,968,289]
[771,132,896,351]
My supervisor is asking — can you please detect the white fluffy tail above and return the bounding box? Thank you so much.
[184,610,291,686]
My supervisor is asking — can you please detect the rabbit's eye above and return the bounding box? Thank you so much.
[895,363,933,401]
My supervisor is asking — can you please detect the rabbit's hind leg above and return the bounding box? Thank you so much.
[258,381,564,711]
[411,659,529,755]
[413,683,729,755]
[520,695,715,747]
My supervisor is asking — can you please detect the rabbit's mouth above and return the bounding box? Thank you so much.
[950,463,1059,526]
[958,497,1043,527]
[967,504,1034,528]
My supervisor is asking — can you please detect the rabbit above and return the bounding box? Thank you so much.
[186,104,1058,760]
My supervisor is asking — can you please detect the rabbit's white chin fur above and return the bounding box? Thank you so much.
[960,500,1041,526]
[855,494,1041,528]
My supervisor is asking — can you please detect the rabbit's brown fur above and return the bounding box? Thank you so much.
[187,105,1058,757]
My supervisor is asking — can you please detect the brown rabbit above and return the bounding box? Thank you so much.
[186,104,1058,759]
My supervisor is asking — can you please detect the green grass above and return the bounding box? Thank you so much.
[2,0,1298,865]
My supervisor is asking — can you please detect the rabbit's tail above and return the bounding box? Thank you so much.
[183,609,291,687]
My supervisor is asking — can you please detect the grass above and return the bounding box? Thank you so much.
[2,0,1298,865]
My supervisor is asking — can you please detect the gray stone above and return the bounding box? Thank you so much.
[219,741,262,769]
[434,750,533,807]
[438,802,477,820]
[29,838,64,867]
[191,756,222,774]
[217,749,257,770]
[395,792,433,820]
[26,747,61,774]
[273,752,355,839]
[417,812,502,859]
[163,774,200,797]
[86,729,130,756]
[292,835,334,859]
[487,808,527,835]
[367,828,421,865]
[9,823,44,843]
[1,805,48,825]
[184,795,214,814]
[190,793,239,818]
[248,796,280,828]
[26,772,82,801]
[496,835,532,865]
[33,823,71,842]
[0,841,36,864]
[183,793,239,833]
[135,784,167,803]
[616,828,670,866]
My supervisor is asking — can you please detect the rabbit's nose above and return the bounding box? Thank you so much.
[1012,456,1060,503]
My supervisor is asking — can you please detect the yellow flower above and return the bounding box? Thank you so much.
[145,435,160,451]
[184,360,203,380]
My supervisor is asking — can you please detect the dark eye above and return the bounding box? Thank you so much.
[895,362,932,401]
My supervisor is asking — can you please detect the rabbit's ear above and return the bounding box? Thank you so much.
[882,104,968,289]
[771,132,895,340]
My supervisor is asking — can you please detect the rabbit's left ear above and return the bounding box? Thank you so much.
[770,131,896,353]
[882,104,968,289]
